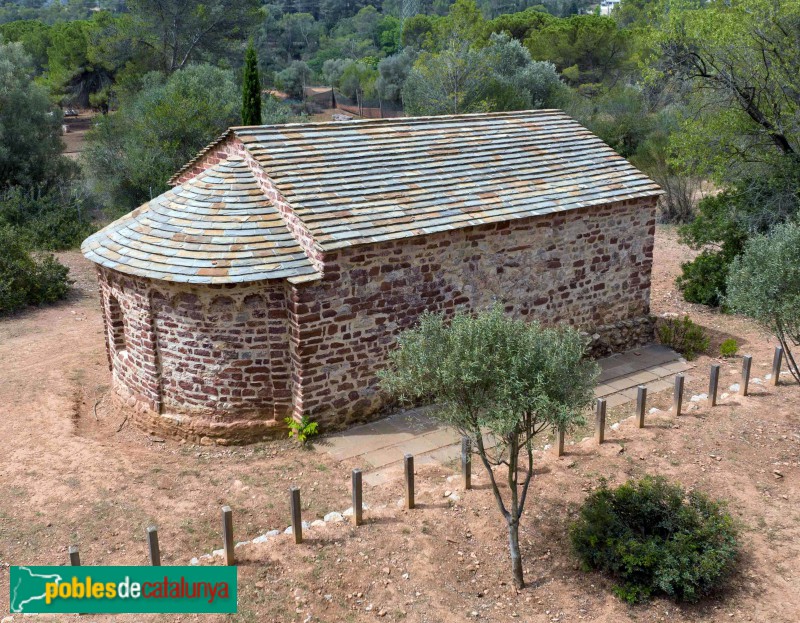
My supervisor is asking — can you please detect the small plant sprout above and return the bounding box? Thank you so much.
[284,415,319,445]
[719,338,739,358]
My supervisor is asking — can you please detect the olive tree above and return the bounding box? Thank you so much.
[402,33,565,116]
[0,42,69,190]
[275,60,311,99]
[83,64,240,211]
[726,222,800,382]
[380,306,599,588]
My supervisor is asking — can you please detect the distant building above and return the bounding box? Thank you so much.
[82,110,661,444]
[600,0,622,15]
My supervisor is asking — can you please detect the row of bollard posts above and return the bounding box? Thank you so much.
[69,348,788,567]
[590,345,784,444]
[562,345,786,452]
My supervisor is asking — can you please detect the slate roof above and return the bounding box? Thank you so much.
[233,110,661,251]
[81,157,317,284]
[84,110,661,284]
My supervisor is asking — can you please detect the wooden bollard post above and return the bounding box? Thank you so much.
[221,506,234,565]
[595,398,606,444]
[461,437,471,490]
[636,385,647,428]
[146,526,161,566]
[351,469,363,527]
[673,374,684,415]
[68,545,84,615]
[771,347,783,387]
[741,355,752,396]
[709,364,720,406]
[404,454,415,510]
[556,427,566,456]
[290,487,303,544]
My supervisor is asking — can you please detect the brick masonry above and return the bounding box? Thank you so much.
[95,192,657,442]
[97,267,293,444]
[288,197,657,427]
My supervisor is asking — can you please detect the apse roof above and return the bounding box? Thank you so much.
[81,157,317,284]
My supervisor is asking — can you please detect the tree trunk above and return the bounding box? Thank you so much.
[507,518,524,589]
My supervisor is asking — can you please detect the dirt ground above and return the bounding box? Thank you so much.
[62,112,96,159]
[1,227,798,622]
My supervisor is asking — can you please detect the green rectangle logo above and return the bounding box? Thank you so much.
[10,566,237,613]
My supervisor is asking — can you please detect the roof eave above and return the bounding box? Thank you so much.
[314,189,664,253]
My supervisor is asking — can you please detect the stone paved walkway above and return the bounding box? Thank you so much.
[316,344,692,485]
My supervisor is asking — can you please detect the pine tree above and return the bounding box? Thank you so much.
[241,43,262,126]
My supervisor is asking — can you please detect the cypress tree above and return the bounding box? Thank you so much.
[241,43,262,126]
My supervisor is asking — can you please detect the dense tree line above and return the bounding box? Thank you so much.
[0,0,798,317]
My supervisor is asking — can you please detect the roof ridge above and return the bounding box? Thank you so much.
[232,109,565,135]
[167,128,233,185]
[169,109,567,187]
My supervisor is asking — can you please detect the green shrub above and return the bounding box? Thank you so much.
[570,477,739,604]
[0,227,71,315]
[676,250,731,307]
[284,415,319,445]
[0,186,95,250]
[719,339,739,358]
[676,192,749,308]
[657,316,709,360]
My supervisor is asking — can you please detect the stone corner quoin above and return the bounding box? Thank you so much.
[80,110,661,445]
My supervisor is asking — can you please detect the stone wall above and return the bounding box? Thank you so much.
[289,196,658,428]
[96,267,291,443]
[585,316,656,358]
[95,194,657,441]
[97,266,163,414]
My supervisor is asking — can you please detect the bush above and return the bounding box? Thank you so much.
[676,250,731,308]
[657,316,709,360]
[570,477,739,603]
[0,227,71,315]
[83,65,241,213]
[719,339,739,358]
[675,192,750,307]
[0,186,95,250]
[726,222,800,383]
